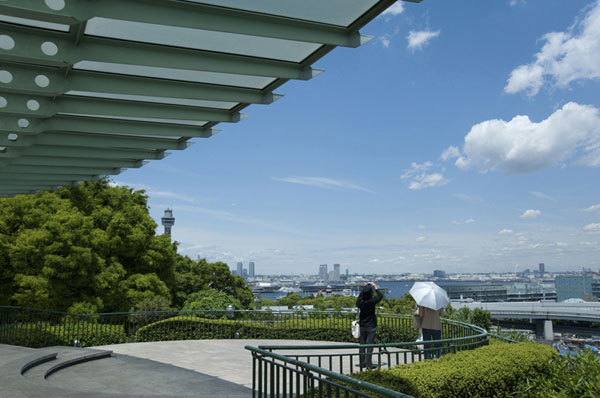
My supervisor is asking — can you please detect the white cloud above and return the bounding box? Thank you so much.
[402,162,449,190]
[408,173,449,190]
[407,29,440,51]
[530,191,555,201]
[505,0,600,96]
[498,229,514,235]
[521,209,541,219]
[454,102,600,174]
[583,223,600,232]
[272,176,371,192]
[369,259,380,263]
[416,236,426,242]
[452,218,475,225]
[401,161,432,177]
[440,146,461,161]
[378,27,400,48]
[382,3,404,16]
[582,204,600,213]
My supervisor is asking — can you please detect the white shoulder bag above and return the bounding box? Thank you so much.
[351,310,360,339]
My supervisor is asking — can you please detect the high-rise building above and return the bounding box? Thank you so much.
[328,271,336,281]
[539,263,545,278]
[555,275,593,301]
[236,262,243,277]
[433,270,446,278]
[161,209,175,235]
[249,261,255,278]
[319,264,328,281]
[333,264,340,281]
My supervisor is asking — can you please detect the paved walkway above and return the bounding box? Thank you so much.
[96,340,355,389]
[0,343,253,398]
[1,340,416,397]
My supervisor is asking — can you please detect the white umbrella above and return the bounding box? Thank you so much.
[409,281,449,310]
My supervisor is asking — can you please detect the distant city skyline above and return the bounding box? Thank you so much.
[117,1,600,275]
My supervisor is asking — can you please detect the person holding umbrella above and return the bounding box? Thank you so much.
[409,282,449,359]
[356,282,384,369]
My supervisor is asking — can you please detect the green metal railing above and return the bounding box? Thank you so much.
[0,306,426,347]
[246,345,414,398]
[245,318,488,398]
[1,306,491,398]
[0,306,368,347]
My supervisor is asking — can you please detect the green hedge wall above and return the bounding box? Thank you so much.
[352,342,557,398]
[512,348,600,398]
[134,316,416,343]
[0,322,126,348]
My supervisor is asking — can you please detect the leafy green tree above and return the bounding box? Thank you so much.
[445,306,492,330]
[380,293,416,314]
[512,349,600,397]
[469,307,492,330]
[0,180,177,312]
[183,289,242,311]
[173,258,253,309]
[124,273,171,310]
[279,293,303,308]
[260,297,278,307]
[172,255,202,308]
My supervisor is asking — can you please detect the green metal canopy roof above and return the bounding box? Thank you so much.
[0,0,420,196]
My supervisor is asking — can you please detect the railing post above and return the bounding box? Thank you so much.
[252,353,256,398]
[270,360,275,398]
[257,353,263,398]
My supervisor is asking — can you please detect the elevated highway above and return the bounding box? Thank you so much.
[451,301,600,340]
[451,301,600,323]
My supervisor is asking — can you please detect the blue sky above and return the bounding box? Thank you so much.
[116,0,600,275]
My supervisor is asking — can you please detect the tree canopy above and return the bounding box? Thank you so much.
[0,179,253,313]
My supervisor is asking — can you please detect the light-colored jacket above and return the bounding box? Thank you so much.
[414,306,444,330]
[411,306,422,329]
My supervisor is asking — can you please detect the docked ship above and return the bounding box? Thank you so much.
[251,282,280,294]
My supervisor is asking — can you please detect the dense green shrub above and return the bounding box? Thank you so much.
[135,316,353,342]
[512,349,600,398]
[182,290,242,315]
[0,321,126,348]
[133,314,418,343]
[445,306,492,331]
[353,342,556,398]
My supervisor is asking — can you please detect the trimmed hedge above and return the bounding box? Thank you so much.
[1,312,422,347]
[136,316,355,342]
[0,321,126,348]
[134,315,417,343]
[352,342,557,398]
[512,348,600,398]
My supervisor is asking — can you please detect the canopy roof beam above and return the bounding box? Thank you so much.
[0,116,217,138]
[1,145,168,160]
[0,0,372,48]
[0,0,423,196]
[0,131,190,151]
[2,156,146,168]
[0,24,322,80]
[0,172,101,182]
[0,164,122,176]
[0,92,243,123]
[0,63,283,104]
